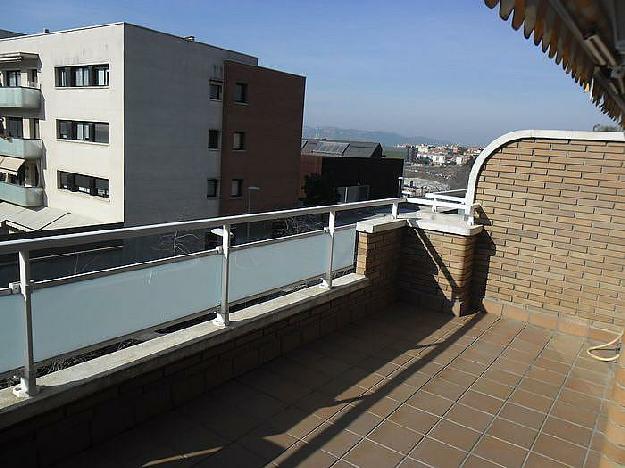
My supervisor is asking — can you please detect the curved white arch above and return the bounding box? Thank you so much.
[465,129,625,205]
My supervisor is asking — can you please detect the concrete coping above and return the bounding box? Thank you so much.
[356,216,406,234]
[0,273,368,430]
[356,213,482,237]
[406,212,483,237]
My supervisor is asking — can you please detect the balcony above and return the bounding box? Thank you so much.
[0,137,42,159]
[0,181,43,207]
[0,86,42,109]
[0,130,623,466]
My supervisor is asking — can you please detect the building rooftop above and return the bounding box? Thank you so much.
[59,306,611,467]
[301,139,383,158]
[0,22,258,62]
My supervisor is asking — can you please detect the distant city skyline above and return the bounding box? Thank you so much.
[3,0,617,145]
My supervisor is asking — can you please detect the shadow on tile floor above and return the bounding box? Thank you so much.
[56,304,611,468]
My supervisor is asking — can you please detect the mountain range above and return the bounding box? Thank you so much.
[303,126,453,147]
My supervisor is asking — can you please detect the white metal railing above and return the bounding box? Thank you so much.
[419,189,477,220]
[0,196,476,397]
[0,198,399,397]
[426,188,467,203]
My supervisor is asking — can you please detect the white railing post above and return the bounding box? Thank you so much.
[215,224,231,327]
[466,204,476,225]
[322,210,336,289]
[13,250,38,397]
[392,201,399,219]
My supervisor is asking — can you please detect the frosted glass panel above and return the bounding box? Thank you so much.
[30,254,222,362]
[334,227,357,271]
[0,227,357,372]
[0,294,26,373]
[229,227,356,302]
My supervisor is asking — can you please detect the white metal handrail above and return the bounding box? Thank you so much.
[0,197,403,255]
[425,188,466,202]
[1,196,478,397]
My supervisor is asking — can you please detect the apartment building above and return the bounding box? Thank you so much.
[0,23,305,230]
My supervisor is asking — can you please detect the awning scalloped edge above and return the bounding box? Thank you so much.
[484,0,625,126]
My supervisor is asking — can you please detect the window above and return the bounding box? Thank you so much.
[7,117,23,138]
[231,179,243,197]
[58,171,74,190]
[29,69,38,86]
[74,67,91,87]
[233,131,246,150]
[56,120,109,143]
[58,120,72,140]
[74,173,92,194]
[93,65,109,86]
[209,81,222,100]
[208,130,220,149]
[94,123,109,143]
[94,177,109,198]
[207,179,218,198]
[6,70,20,87]
[76,122,91,141]
[56,67,69,87]
[234,82,248,103]
[30,119,40,139]
[55,65,109,87]
[58,171,109,198]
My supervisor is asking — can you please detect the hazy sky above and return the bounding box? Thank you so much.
[3,0,616,145]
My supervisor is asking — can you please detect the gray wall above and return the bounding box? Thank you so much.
[122,24,257,226]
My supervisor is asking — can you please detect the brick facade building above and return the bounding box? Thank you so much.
[219,61,305,216]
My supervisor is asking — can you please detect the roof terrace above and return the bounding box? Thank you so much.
[0,130,623,467]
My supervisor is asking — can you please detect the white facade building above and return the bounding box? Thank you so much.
[0,23,258,228]
[431,153,448,165]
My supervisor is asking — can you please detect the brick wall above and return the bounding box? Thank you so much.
[219,61,305,215]
[0,224,402,467]
[399,227,476,316]
[473,138,625,325]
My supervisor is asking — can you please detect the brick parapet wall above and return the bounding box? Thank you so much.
[399,227,476,316]
[0,226,404,467]
[472,138,625,326]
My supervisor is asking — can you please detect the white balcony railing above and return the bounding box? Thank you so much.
[0,196,475,397]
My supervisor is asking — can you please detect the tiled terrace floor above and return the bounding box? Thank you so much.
[59,305,614,467]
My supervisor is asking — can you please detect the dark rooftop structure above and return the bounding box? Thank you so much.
[0,29,23,39]
[301,139,384,159]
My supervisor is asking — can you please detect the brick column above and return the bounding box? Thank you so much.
[400,227,477,316]
[355,218,404,308]
[603,334,625,466]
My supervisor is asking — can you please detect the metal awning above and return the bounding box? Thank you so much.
[0,202,101,232]
[0,52,39,64]
[484,0,625,125]
[0,156,24,175]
